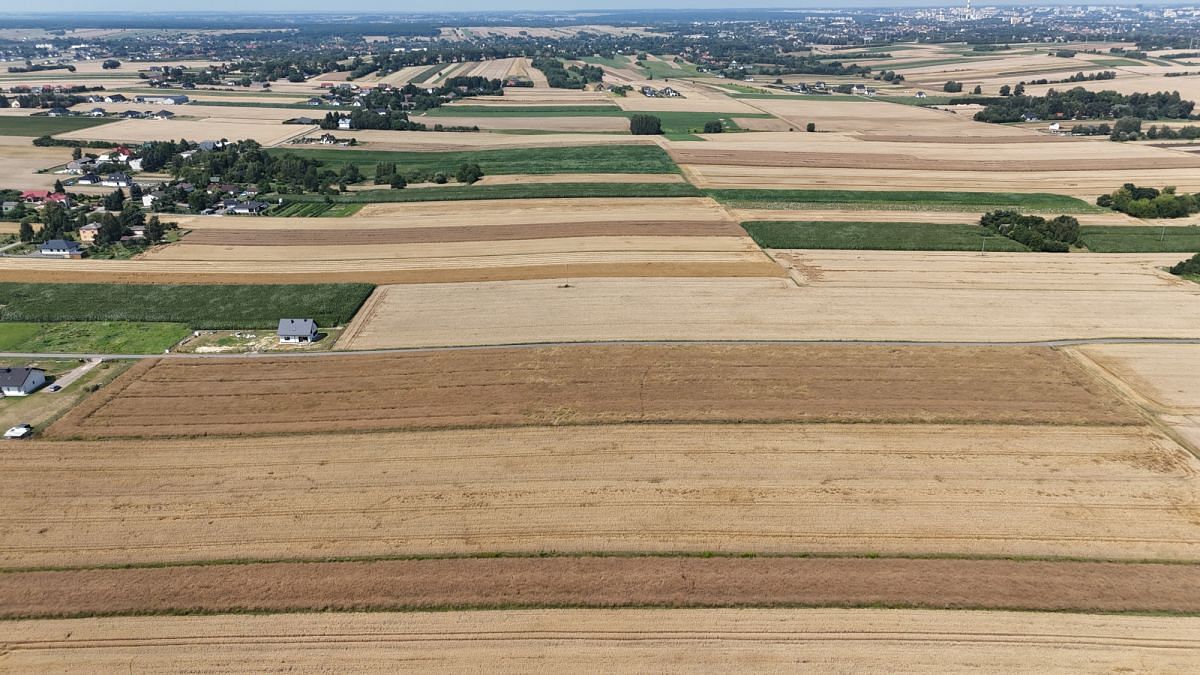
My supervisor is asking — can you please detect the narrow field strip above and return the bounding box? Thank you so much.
[2,556,1199,619]
[3,609,1198,672]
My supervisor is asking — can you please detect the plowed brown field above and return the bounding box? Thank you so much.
[4,609,1198,672]
[45,345,1138,439]
[4,557,1199,618]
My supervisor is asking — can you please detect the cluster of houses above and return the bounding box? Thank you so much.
[640,85,682,98]
[294,133,354,147]
[314,82,421,109]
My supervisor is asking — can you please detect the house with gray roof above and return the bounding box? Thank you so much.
[278,319,318,344]
[0,367,46,397]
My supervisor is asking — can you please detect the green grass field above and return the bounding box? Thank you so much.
[422,105,624,116]
[741,221,1029,251]
[1087,58,1147,67]
[0,283,374,329]
[637,57,707,79]
[0,322,190,354]
[0,116,117,137]
[267,202,364,217]
[1078,225,1200,253]
[274,144,681,175]
[280,182,703,204]
[579,55,631,69]
[421,107,771,135]
[710,189,1098,213]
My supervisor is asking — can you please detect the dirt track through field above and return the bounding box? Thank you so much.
[4,556,1199,618]
[178,221,747,246]
[45,344,1138,439]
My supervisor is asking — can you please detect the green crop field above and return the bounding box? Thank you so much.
[274,144,681,175]
[422,105,624,116]
[741,220,1029,251]
[1087,58,1147,67]
[0,283,374,329]
[0,116,117,137]
[0,321,190,354]
[710,189,1098,212]
[268,202,364,217]
[421,106,770,135]
[280,182,703,204]
[1078,225,1200,252]
[579,55,632,69]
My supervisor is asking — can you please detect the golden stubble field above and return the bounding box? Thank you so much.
[3,608,1199,673]
[339,253,1200,348]
[10,419,1200,568]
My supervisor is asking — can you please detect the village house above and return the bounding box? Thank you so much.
[76,172,102,185]
[914,91,928,99]
[20,190,70,206]
[39,239,84,258]
[0,367,46,397]
[223,199,268,215]
[103,94,127,103]
[101,172,132,188]
[277,319,318,344]
[79,222,100,244]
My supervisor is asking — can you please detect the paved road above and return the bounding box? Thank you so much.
[3,336,1200,361]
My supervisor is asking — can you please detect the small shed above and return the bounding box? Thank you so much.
[0,367,46,396]
[278,319,319,344]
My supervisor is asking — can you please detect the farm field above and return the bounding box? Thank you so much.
[0,115,117,137]
[340,253,1200,348]
[0,140,76,189]
[4,609,1198,672]
[710,188,1097,212]
[274,144,681,175]
[741,220,1029,251]
[44,344,1138,439]
[1078,225,1200,252]
[302,128,650,150]
[17,419,1200,566]
[53,118,314,146]
[0,321,188,353]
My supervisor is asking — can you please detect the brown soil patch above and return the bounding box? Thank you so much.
[180,220,746,246]
[46,344,1139,439]
[4,557,1199,618]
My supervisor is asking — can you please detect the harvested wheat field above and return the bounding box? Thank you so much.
[4,609,1199,673]
[53,118,313,146]
[179,221,743,246]
[744,98,1020,136]
[44,345,1137,439]
[309,128,647,150]
[5,557,1200,618]
[13,421,1200,567]
[0,143,73,190]
[420,115,630,132]
[340,255,1200,348]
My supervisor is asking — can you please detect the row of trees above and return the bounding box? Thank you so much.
[530,57,601,89]
[369,161,484,188]
[980,210,1080,252]
[1097,184,1200,219]
[974,88,1196,124]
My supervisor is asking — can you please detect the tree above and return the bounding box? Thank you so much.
[455,162,483,184]
[703,120,724,134]
[943,80,963,93]
[1014,83,1026,96]
[103,188,125,211]
[95,213,124,246]
[629,114,663,136]
[389,174,407,189]
[129,182,143,201]
[53,179,65,194]
[71,146,82,160]
[972,85,983,95]
[18,220,34,243]
[999,84,1012,96]
[144,215,165,243]
[806,122,816,132]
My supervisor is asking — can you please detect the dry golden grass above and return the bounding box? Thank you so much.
[339,253,1200,348]
[0,141,74,189]
[12,419,1200,567]
[54,118,313,146]
[4,608,1200,673]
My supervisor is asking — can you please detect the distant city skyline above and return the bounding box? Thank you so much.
[4,1,1192,13]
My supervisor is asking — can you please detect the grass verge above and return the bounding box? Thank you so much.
[0,322,189,353]
[742,221,1029,251]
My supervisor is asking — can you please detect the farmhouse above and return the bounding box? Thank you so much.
[79,223,99,244]
[223,199,269,215]
[278,318,318,344]
[0,367,46,397]
[39,239,83,258]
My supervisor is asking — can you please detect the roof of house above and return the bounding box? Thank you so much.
[278,318,318,337]
[40,239,81,251]
[0,367,43,389]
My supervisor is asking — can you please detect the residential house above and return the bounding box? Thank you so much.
[46,106,71,117]
[20,190,70,206]
[914,91,928,99]
[151,110,175,119]
[135,94,189,105]
[76,173,102,185]
[103,94,127,103]
[305,97,323,106]
[38,239,84,258]
[277,319,318,344]
[78,222,100,244]
[120,110,144,119]
[87,107,107,117]
[101,172,132,188]
[224,200,268,215]
[337,117,352,130]
[0,367,46,397]
[319,133,337,145]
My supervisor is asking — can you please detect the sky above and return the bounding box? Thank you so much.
[9,1,1187,12]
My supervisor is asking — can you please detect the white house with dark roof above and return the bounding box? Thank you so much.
[0,367,46,396]
[278,319,319,344]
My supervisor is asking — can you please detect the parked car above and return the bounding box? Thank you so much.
[4,424,32,439]
[48,385,62,392]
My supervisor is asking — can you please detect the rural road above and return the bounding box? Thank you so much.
[44,358,103,390]
[2,336,1200,361]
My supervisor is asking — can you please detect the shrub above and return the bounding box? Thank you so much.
[980,210,1079,252]
[805,122,816,132]
[703,120,724,134]
[1170,253,1200,276]
[943,80,963,93]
